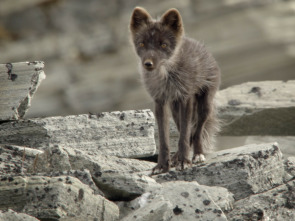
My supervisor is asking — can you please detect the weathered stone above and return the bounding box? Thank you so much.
[0,144,43,176]
[65,146,156,175]
[226,180,295,220]
[34,169,105,197]
[122,181,227,221]
[121,195,173,221]
[0,61,46,121]
[93,171,161,201]
[216,136,295,158]
[284,157,295,181]
[0,209,39,221]
[218,81,295,135]
[0,109,156,158]
[202,185,234,212]
[27,144,72,174]
[156,143,285,200]
[0,175,119,220]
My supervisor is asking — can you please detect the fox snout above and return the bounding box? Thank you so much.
[143,59,154,70]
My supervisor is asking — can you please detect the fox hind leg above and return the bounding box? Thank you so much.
[192,89,218,163]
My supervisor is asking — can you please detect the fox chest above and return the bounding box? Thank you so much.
[143,70,189,102]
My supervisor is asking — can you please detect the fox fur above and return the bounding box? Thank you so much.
[130,7,221,174]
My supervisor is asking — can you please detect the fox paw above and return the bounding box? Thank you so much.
[192,154,206,164]
[171,152,192,171]
[152,161,170,175]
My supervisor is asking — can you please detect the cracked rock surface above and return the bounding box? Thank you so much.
[0,61,46,121]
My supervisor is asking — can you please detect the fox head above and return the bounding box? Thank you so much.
[130,7,184,71]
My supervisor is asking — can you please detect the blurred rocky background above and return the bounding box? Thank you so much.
[1,0,295,117]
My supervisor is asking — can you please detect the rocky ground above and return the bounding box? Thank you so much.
[1,64,295,220]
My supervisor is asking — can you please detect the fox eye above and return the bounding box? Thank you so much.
[161,43,167,48]
[139,43,145,47]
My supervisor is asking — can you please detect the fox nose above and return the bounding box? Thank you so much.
[144,60,154,69]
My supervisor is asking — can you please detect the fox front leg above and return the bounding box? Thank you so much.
[171,98,192,170]
[152,101,171,174]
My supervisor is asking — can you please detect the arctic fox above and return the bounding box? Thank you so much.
[130,7,221,174]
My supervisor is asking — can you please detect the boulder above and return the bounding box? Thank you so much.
[0,61,46,121]
[122,181,228,221]
[155,143,285,200]
[226,180,295,220]
[218,80,295,136]
[0,109,156,158]
[0,175,119,221]
[0,209,39,221]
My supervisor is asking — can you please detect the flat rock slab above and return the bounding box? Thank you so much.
[155,143,285,200]
[122,181,228,221]
[0,209,39,221]
[0,61,46,121]
[226,179,295,220]
[218,80,295,135]
[0,175,119,220]
[0,109,156,158]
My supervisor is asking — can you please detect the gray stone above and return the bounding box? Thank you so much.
[226,180,295,220]
[65,146,156,175]
[0,109,156,158]
[122,181,227,221]
[284,157,295,181]
[216,136,295,158]
[27,144,72,174]
[0,175,119,221]
[0,61,46,121]
[0,209,39,221]
[0,145,43,176]
[93,171,161,201]
[34,169,105,197]
[202,185,234,212]
[156,143,285,200]
[218,80,295,136]
[121,195,173,221]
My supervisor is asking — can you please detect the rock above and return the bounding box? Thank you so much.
[121,195,173,221]
[0,61,46,121]
[66,146,156,175]
[218,80,295,136]
[27,144,72,174]
[93,171,161,201]
[0,175,119,221]
[226,180,295,220]
[216,136,295,158]
[156,143,285,200]
[0,209,39,221]
[122,181,227,221]
[34,169,105,197]
[202,185,234,212]
[0,144,43,176]
[284,157,295,181]
[0,109,156,158]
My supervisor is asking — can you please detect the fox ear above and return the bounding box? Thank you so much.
[130,7,152,32]
[161,8,183,35]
